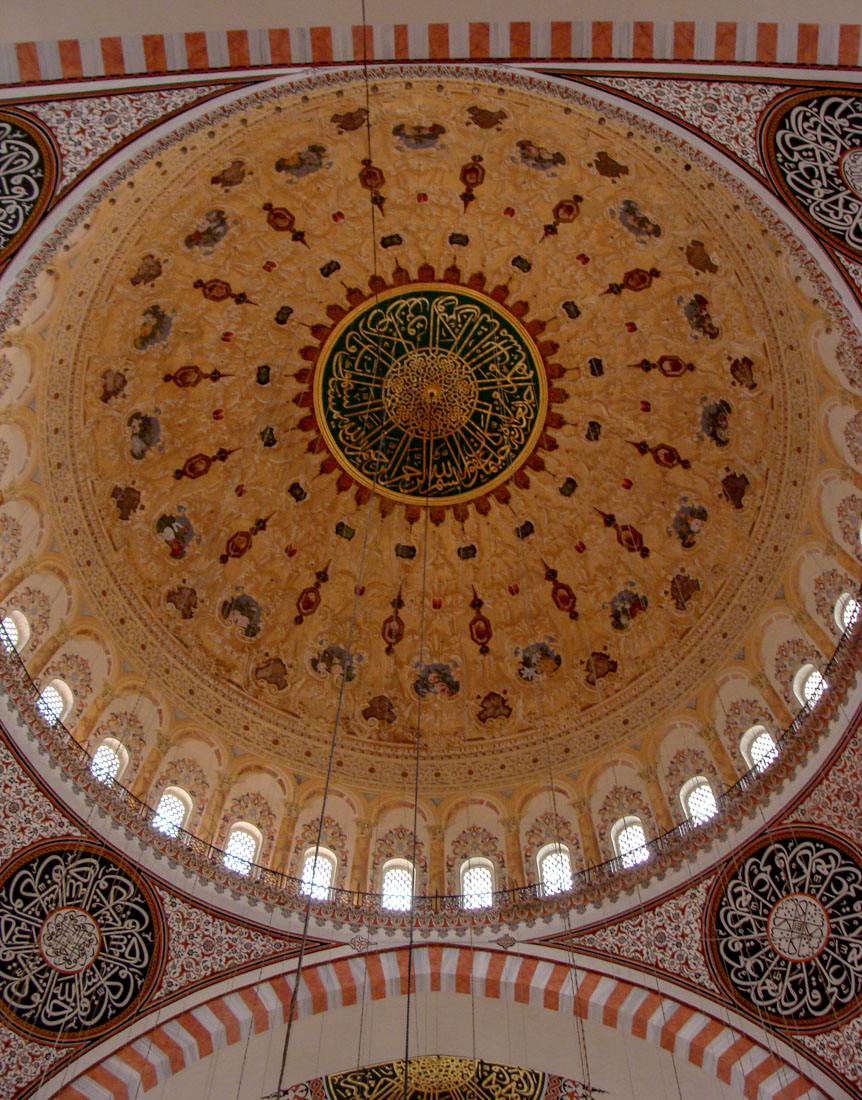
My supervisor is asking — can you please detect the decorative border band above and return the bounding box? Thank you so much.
[1,21,862,87]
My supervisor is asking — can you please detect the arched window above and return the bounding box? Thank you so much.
[537,843,573,895]
[90,737,128,784]
[152,787,191,838]
[0,610,29,653]
[381,859,413,910]
[792,663,827,709]
[36,678,73,724]
[680,776,718,826]
[460,857,494,909]
[223,823,261,875]
[300,846,336,900]
[740,725,778,772]
[834,592,859,632]
[611,816,648,869]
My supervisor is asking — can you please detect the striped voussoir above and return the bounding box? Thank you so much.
[54,946,824,1100]
[1,21,861,85]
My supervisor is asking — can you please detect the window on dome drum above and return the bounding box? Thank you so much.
[300,848,335,900]
[381,861,414,910]
[151,788,190,838]
[36,679,72,724]
[835,592,859,632]
[90,741,123,784]
[460,859,494,908]
[680,777,718,826]
[612,817,649,869]
[793,663,827,709]
[741,725,779,773]
[0,611,28,653]
[537,843,573,895]
[223,825,259,875]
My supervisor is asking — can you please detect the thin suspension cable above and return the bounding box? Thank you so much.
[273,8,385,1091]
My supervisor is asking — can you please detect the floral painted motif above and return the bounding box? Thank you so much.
[0,513,22,573]
[275,144,328,178]
[29,87,229,190]
[836,341,862,390]
[699,398,731,446]
[446,825,506,892]
[607,586,648,631]
[0,354,13,399]
[90,711,148,774]
[516,641,561,681]
[40,653,93,722]
[523,812,582,876]
[571,878,719,993]
[221,593,262,638]
[837,494,862,560]
[133,305,172,351]
[289,816,349,886]
[516,139,565,171]
[774,638,822,706]
[664,748,719,822]
[156,513,193,559]
[158,890,298,1001]
[813,568,857,635]
[843,411,862,466]
[414,662,459,697]
[615,199,661,241]
[670,500,708,549]
[127,411,160,459]
[311,644,357,682]
[371,826,427,891]
[682,293,719,339]
[153,757,208,814]
[220,792,276,861]
[184,208,230,250]
[4,586,50,649]
[0,439,10,479]
[392,124,445,150]
[597,785,656,857]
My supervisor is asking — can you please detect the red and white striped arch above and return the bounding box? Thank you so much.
[54,945,826,1100]
[2,21,862,85]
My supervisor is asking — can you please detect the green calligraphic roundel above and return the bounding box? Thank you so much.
[314,285,548,504]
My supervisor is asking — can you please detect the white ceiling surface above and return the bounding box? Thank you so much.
[3,0,862,43]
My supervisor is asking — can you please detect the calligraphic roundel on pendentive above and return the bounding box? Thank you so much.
[704,826,862,1033]
[760,89,862,261]
[0,839,164,1043]
[0,109,58,266]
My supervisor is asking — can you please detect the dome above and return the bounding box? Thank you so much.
[0,33,861,1100]
[14,69,847,802]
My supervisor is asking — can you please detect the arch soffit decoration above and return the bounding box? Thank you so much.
[52,946,828,1100]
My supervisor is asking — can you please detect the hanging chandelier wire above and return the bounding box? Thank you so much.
[271,6,392,1093]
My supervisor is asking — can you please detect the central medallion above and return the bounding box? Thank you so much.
[314,285,547,504]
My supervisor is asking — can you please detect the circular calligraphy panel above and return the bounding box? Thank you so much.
[0,110,58,265]
[761,90,862,258]
[313,285,548,504]
[0,840,163,1042]
[705,828,862,1031]
[38,907,101,973]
